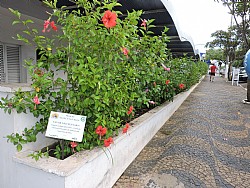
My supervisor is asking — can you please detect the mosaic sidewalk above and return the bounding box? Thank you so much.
[113,75,250,188]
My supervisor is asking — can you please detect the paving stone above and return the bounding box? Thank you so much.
[113,76,250,188]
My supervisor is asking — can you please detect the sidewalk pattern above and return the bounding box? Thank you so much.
[113,76,250,188]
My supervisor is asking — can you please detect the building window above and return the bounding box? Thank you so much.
[0,43,21,83]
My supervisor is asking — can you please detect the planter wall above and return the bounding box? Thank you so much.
[0,84,55,188]
[0,77,203,188]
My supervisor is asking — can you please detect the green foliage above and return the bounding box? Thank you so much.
[205,48,225,61]
[1,0,207,160]
[28,149,49,161]
[216,0,250,51]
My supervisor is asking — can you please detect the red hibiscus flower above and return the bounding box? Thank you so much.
[95,125,107,136]
[127,105,134,115]
[122,123,130,133]
[102,10,117,29]
[104,137,113,147]
[33,96,40,105]
[42,20,50,33]
[179,83,185,89]
[122,127,128,133]
[70,141,78,148]
[42,20,57,33]
[122,47,129,58]
[50,21,58,31]
[141,19,147,29]
[125,123,130,129]
[165,80,170,85]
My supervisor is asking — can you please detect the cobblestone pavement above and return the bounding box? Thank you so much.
[113,75,250,188]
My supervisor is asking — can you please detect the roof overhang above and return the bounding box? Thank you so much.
[0,0,196,57]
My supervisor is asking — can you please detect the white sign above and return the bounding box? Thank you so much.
[45,111,87,142]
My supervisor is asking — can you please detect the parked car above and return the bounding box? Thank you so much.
[239,67,248,82]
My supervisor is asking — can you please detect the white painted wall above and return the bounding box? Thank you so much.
[0,109,17,188]
[0,88,55,188]
[20,45,36,83]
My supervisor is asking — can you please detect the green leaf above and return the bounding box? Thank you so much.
[32,29,38,34]
[69,97,76,106]
[23,30,31,36]
[7,108,11,114]
[9,8,21,19]
[17,144,22,152]
[30,134,37,142]
[12,20,21,25]
[24,19,34,24]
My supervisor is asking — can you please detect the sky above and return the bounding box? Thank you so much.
[170,0,232,52]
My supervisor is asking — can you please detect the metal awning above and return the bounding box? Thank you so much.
[0,0,195,57]
[115,0,195,57]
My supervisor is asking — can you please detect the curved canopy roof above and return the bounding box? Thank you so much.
[0,0,196,57]
[116,0,195,57]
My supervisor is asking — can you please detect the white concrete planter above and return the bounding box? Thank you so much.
[1,78,202,188]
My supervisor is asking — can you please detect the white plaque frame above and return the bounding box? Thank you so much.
[45,111,87,142]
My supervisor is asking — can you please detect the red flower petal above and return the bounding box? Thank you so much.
[122,47,129,56]
[102,10,117,29]
[125,123,130,129]
[108,137,113,143]
[104,137,113,147]
[95,125,107,136]
[101,127,107,136]
[33,96,40,105]
[179,83,185,89]
[43,20,50,32]
[95,125,103,135]
[127,106,133,115]
[70,141,78,148]
[50,21,58,31]
[122,127,128,133]
[141,19,147,29]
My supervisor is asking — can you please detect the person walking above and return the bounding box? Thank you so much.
[209,62,217,82]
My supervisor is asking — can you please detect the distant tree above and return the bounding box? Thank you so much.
[215,0,250,53]
[205,27,241,80]
[205,28,240,61]
[215,0,250,101]
[205,48,225,62]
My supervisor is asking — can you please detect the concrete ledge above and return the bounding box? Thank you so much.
[13,77,203,188]
[0,83,32,92]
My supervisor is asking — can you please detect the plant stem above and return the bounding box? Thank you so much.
[60,139,65,160]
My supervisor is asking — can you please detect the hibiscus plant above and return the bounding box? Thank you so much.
[0,0,207,160]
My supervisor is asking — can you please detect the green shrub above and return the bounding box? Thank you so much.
[0,0,207,159]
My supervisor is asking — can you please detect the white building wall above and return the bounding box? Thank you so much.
[20,45,36,83]
[0,88,55,188]
[0,109,16,188]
